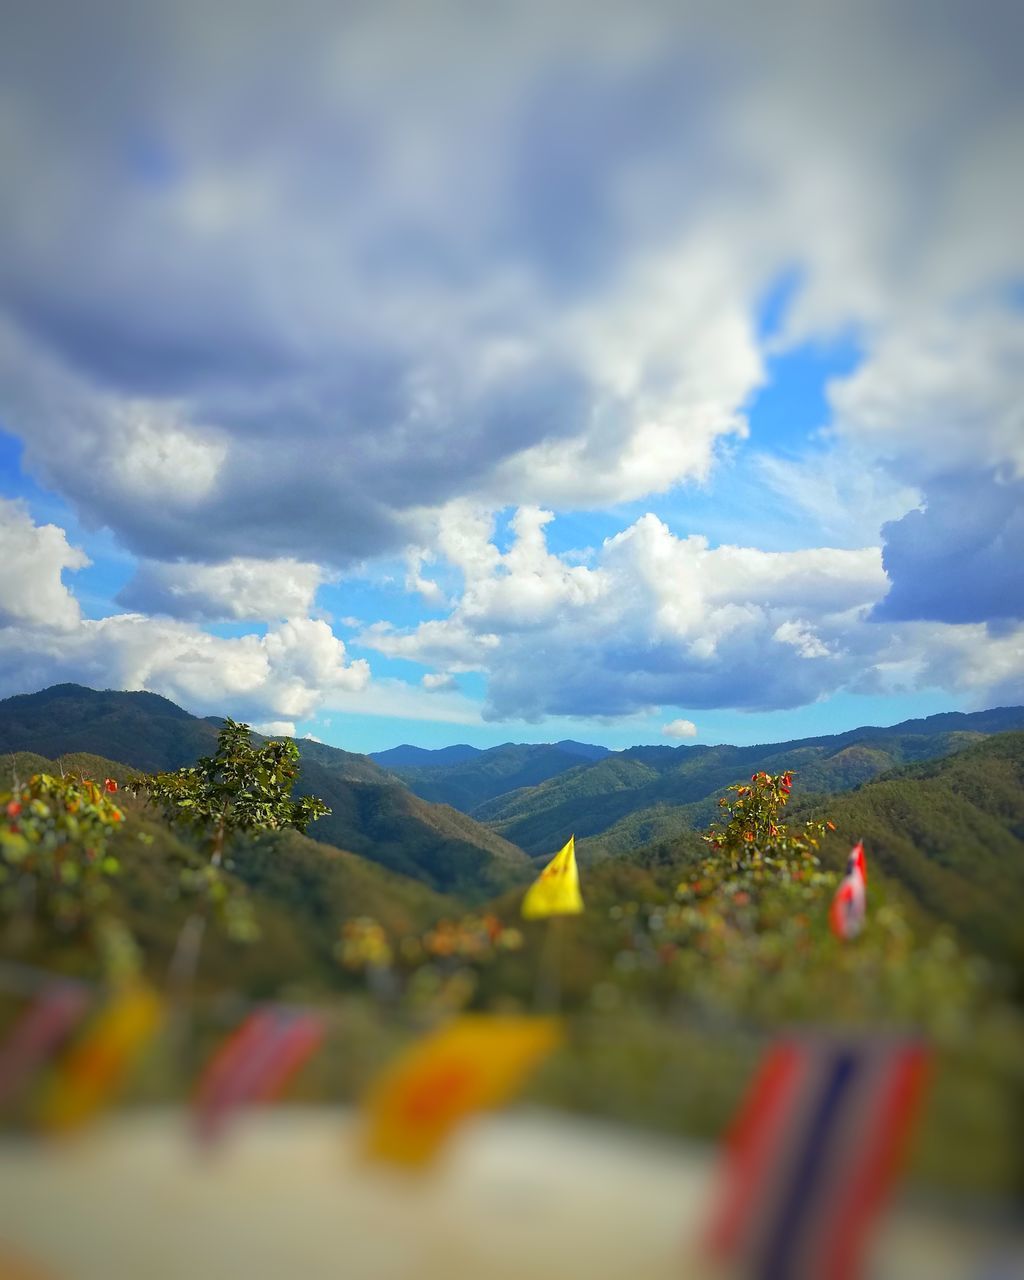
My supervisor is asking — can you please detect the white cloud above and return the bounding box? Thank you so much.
[253,720,296,738]
[4,0,1017,572]
[0,506,371,721]
[422,672,458,692]
[0,611,370,721]
[829,310,1024,483]
[0,498,88,630]
[365,503,1024,721]
[119,556,327,621]
[321,676,484,726]
[662,718,697,739]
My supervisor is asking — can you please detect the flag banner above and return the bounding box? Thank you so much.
[831,843,868,941]
[37,983,164,1133]
[0,981,91,1108]
[521,835,584,920]
[362,1014,563,1167]
[193,1006,325,1144]
[705,1034,931,1280]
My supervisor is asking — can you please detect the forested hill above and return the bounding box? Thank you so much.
[471,707,1024,859]
[0,751,451,994]
[0,685,531,899]
[378,739,613,809]
[592,732,1024,971]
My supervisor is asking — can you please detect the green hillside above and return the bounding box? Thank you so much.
[807,733,1024,966]
[388,741,614,810]
[476,712,1023,858]
[569,733,1024,971]
[0,751,450,995]
[0,686,531,899]
[292,758,531,897]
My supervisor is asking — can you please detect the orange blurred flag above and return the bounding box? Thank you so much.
[362,1014,562,1167]
[37,983,163,1132]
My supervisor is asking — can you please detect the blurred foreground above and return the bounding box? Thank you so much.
[0,1106,1020,1280]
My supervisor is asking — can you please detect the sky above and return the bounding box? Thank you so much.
[0,0,1022,753]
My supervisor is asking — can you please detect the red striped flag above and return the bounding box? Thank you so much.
[705,1035,931,1280]
[193,1006,325,1144]
[0,982,91,1108]
[830,843,867,940]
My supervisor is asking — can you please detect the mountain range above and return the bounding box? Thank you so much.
[0,684,530,898]
[1,684,1022,980]
[378,705,1024,860]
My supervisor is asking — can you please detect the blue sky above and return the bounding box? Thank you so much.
[0,1,1021,754]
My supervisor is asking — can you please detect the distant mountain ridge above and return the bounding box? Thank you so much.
[371,738,610,769]
[471,706,1024,859]
[0,685,531,898]
[381,740,614,812]
[370,743,484,767]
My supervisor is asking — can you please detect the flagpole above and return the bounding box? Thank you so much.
[535,915,565,1013]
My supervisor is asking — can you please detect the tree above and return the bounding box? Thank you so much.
[126,719,329,866]
[126,721,330,987]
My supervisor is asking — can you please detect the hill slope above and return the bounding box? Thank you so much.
[569,734,1024,970]
[0,751,451,994]
[0,686,531,898]
[807,733,1024,965]
[475,708,1024,858]
[385,740,613,811]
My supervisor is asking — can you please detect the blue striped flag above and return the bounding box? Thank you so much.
[705,1034,930,1280]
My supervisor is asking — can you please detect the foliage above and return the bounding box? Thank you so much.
[0,769,138,975]
[126,719,330,864]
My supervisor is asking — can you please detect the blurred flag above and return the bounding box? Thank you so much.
[363,1014,562,1167]
[830,842,867,940]
[0,981,91,1108]
[521,835,584,920]
[37,982,163,1132]
[705,1035,930,1280]
[193,1006,325,1144]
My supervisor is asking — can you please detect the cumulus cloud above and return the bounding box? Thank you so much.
[364,504,1024,721]
[873,471,1024,624]
[0,613,369,721]
[0,0,1021,733]
[0,498,88,630]
[0,501,369,720]
[118,556,327,621]
[662,718,697,739]
[362,506,890,718]
[422,672,458,692]
[1,0,1018,574]
[253,721,297,738]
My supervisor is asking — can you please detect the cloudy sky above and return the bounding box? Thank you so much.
[1,0,1021,751]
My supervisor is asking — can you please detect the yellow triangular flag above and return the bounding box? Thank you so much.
[362,1014,562,1167]
[37,982,164,1133]
[521,834,584,919]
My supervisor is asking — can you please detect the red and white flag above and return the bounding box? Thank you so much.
[193,1006,325,1144]
[705,1033,930,1280]
[830,842,867,941]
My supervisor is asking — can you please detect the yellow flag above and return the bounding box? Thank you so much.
[521,834,584,919]
[38,982,164,1133]
[362,1014,562,1167]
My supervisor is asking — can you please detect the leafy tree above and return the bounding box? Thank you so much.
[126,719,329,865]
[125,721,331,983]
